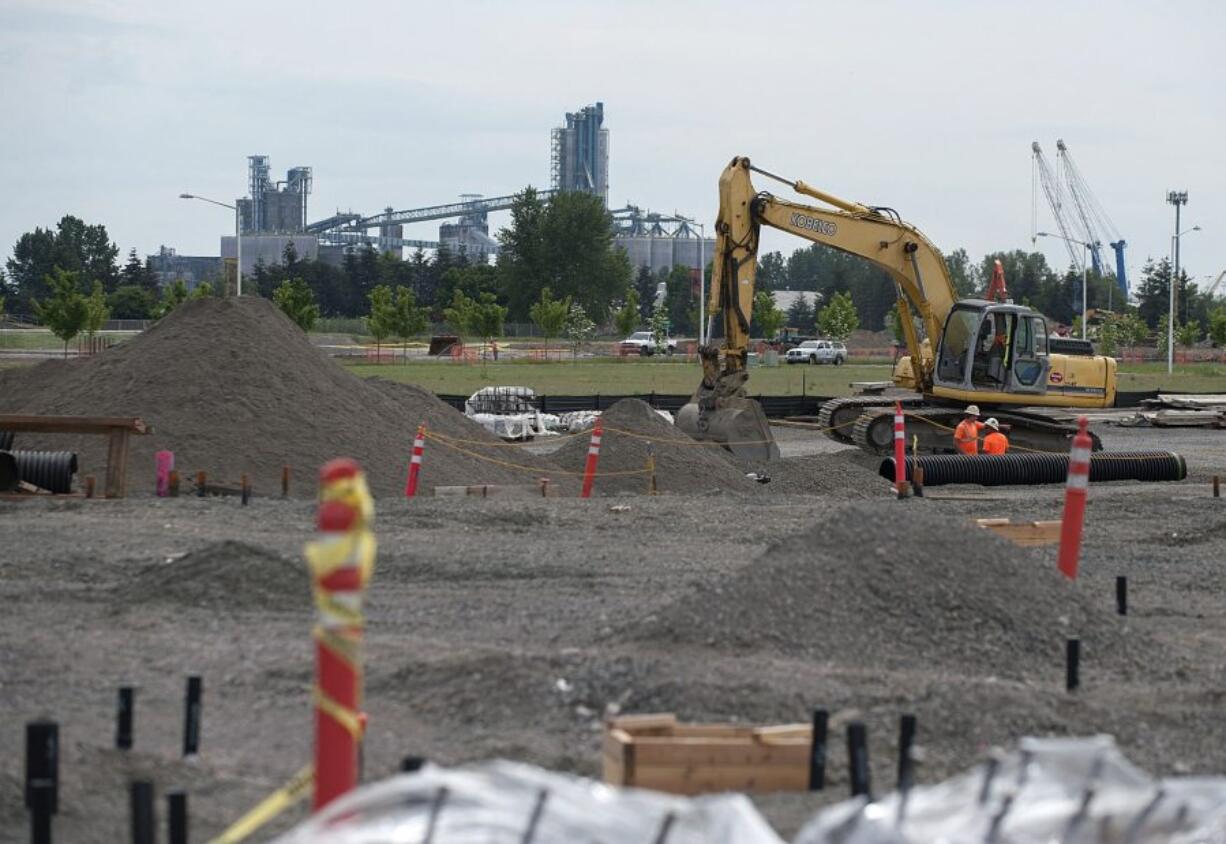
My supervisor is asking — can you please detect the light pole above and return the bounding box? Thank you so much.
[180,193,242,296]
[1165,192,1189,373]
[1036,231,1091,338]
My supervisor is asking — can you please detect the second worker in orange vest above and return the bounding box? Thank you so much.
[954,405,984,455]
[982,417,1009,455]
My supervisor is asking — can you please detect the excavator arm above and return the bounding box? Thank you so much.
[679,156,959,454]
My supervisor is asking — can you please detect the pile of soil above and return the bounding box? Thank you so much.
[552,399,757,495]
[752,453,892,497]
[0,298,554,497]
[628,502,1164,680]
[122,540,309,611]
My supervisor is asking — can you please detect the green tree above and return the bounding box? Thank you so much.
[817,290,859,341]
[497,188,631,320]
[751,291,786,340]
[467,292,508,346]
[649,304,670,352]
[785,293,815,330]
[120,248,159,294]
[528,287,570,348]
[614,289,640,337]
[1156,314,1173,355]
[366,285,397,359]
[82,280,110,340]
[154,279,189,317]
[190,281,213,300]
[1176,320,1201,349]
[273,278,321,332]
[884,302,906,343]
[107,284,155,319]
[1208,306,1226,348]
[33,268,88,356]
[6,215,119,307]
[392,286,429,358]
[563,301,596,360]
[943,248,980,298]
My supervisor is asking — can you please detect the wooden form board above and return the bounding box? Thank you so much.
[603,713,812,796]
[0,414,149,498]
[975,518,1063,546]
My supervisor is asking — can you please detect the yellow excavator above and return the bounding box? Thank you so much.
[676,157,1117,456]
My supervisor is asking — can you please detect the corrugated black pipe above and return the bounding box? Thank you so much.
[0,452,16,491]
[880,452,1186,487]
[7,450,79,494]
[0,431,13,451]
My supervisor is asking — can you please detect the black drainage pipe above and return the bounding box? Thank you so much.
[0,431,13,451]
[6,451,79,494]
[879,451,1186,487]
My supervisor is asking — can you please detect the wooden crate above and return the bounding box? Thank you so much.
[603,713,812,795]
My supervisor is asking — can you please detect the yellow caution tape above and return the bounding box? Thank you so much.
[207,764,314,844]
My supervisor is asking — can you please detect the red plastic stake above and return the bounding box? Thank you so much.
[893,402,907,497]
[1057,417,1092,579]
[155,451,175,497]
[404,424,426,498]
[580,418,603,499]
[309,458,375,811]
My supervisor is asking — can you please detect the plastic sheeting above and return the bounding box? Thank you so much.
[271,760,783,844]
[795,736,1226,844]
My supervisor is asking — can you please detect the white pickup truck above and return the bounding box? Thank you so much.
[785,339,847,365]
[620,331,677,356]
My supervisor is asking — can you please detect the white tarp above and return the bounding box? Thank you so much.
[272,759,783,844]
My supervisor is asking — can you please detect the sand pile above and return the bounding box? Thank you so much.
[122,540,309,611]
[552,399,757,495]
[629,502,1162,680]
[0,298,554,496]
[752,453,892,497]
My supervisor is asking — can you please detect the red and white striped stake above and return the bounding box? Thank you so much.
[1057,417,1092,579]
[893,402,907,497]
[580,418,603,499]
[404,424,426,498]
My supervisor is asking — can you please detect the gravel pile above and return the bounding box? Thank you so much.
[629,502,1163,680]
[122,540,309,611]
[552,399,757,495]
[750,453,893,497]
[0,297,553,497]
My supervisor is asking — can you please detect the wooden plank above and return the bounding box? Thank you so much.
[976,518,1062,547]
[629,738,810,768]
[0,414,150,435]
[608,713,678,734]
[104,429,129,499]
[602,729,631,786]
[630,763,810,795]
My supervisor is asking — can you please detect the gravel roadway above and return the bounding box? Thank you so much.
[1,423,1223,841]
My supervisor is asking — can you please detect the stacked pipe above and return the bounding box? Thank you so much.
[0,450,79,493]
[879,452,1186,487]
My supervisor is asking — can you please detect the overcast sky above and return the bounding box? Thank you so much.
[2,1,1222,288]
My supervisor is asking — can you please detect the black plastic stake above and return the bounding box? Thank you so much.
[897,714,917,791]
[183,676,202,757]
[520,788,549,844]
[167,789,188,844]
[1066,638,1081,692]
[26,720,58,844]
[401,755,426,773]
[808,708,828,791]
[1116,576,1128,616]
[117,686,134,750]
[130,781,155,844]
[846,721,871,798]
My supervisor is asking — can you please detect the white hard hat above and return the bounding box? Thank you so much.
[965,405,980,416]
[985,417,1000,431]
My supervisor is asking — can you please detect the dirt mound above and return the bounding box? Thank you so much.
[122,540,309,611]
[629,502,1163,680]
[552,399,756,495]
[0,297,554,497]
[751,452,892,497]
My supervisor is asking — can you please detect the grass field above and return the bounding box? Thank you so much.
[345,358,1226,396]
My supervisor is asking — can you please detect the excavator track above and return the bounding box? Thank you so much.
[816,395,924,444]
[851,405,1105,455]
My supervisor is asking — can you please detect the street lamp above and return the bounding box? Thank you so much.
[1165,192,1190,373]
[1036,231,1092,339]
[180,193,242,296]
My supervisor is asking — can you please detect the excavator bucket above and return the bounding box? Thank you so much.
[676,395,779,461]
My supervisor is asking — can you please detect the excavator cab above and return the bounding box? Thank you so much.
[933,302,1050,397]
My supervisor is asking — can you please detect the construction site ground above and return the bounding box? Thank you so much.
[2,422,1224,841]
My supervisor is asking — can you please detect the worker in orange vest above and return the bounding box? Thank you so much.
[953,405,984,455]
[982,418,1009,455]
